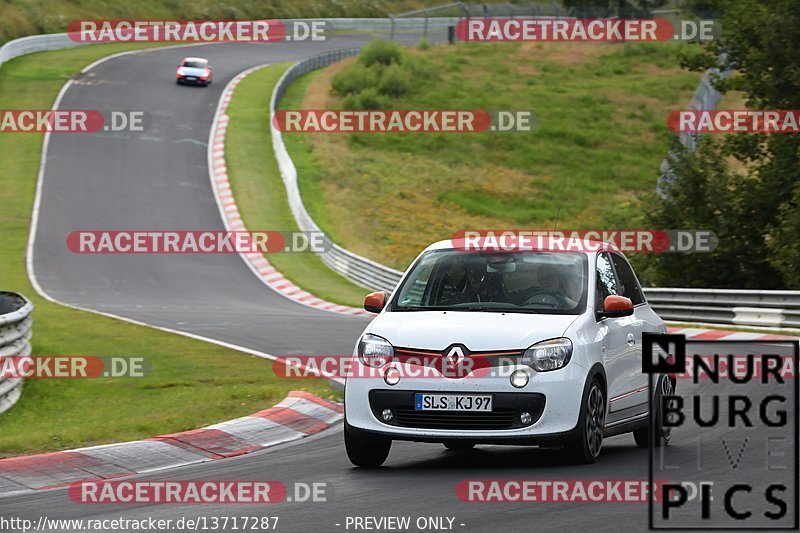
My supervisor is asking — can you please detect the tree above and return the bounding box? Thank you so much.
[768,182,800,287]
[646,0,799,288]
[644,138,784,288]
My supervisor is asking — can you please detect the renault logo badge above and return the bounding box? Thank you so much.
[444,344,468,363]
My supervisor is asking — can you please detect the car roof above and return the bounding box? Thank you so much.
[182,57,208,63]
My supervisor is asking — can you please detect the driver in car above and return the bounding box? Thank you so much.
[459,262,506,303]
[533,265,578,308]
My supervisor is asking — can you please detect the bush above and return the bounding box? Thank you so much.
[377,63,414,97]
[343,87,391,110]
[331,63,378,95]
[407,55,438,80]
[359,39,403,67]
[331,39,432,108]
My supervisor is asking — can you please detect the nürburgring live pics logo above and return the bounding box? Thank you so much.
[643,333,799,530]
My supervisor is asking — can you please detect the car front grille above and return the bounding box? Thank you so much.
[369,390,545,431]
[391,408,518,430]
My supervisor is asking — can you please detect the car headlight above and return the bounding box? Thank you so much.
[522,338,572,372]
[358,334,393,368]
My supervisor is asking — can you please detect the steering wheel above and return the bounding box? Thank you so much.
[522,290,567,307]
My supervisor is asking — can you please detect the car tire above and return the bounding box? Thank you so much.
[634,376,674,448]
[564,379,606,464]
[344,425,391,468]
[443,441,475,451]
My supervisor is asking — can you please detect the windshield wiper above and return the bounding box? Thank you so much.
[395,305,535,314]
[457,306,526,313]
[394,306,450,312]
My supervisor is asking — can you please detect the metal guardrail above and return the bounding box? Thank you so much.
[270,49,405,293]
[0,18,457,71]
[643,289,800,328]
[677,68,731,151]
[658,63,731,189]
[0,292,34,414]
[0,33,88,71]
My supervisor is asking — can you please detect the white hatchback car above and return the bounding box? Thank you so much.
[344,240,674,467]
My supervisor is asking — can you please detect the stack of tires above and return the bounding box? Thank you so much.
[0,292,33,414]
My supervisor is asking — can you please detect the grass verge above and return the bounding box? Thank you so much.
[0,43,335,457]
[280,40,703,271]
[223,64,368,308]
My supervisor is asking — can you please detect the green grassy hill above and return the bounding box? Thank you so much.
[279,40,702,271]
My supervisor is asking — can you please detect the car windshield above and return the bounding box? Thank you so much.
[391,250,587,314]
[182,60,206,68]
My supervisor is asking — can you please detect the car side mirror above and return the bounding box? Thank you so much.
[602,295,633,318]
[364,291,388,313]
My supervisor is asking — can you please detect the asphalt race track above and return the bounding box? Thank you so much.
[30,38,377,357]
[4,38,797,532]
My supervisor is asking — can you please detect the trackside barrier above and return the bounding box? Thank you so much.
[270,48,404,293]
[0,292,34,414]
[643,289,800,329]
[658,62,731,189]
[0,18,461,72]
[0,33,86,71]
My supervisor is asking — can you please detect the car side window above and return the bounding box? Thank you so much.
[610,253,645,305]
[595,252,618,311]
[396,255,436,307]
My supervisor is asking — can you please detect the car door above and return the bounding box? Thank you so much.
[607,252,649,413]
[595,252,640,418]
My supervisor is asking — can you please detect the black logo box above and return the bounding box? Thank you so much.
[643,334,799,531]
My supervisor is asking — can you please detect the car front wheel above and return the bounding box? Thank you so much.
[565,380,606,464]
[344,425,391,468]
[634,376,674,448]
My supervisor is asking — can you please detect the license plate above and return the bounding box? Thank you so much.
[185,77,196,80]
[414,393,492,411]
